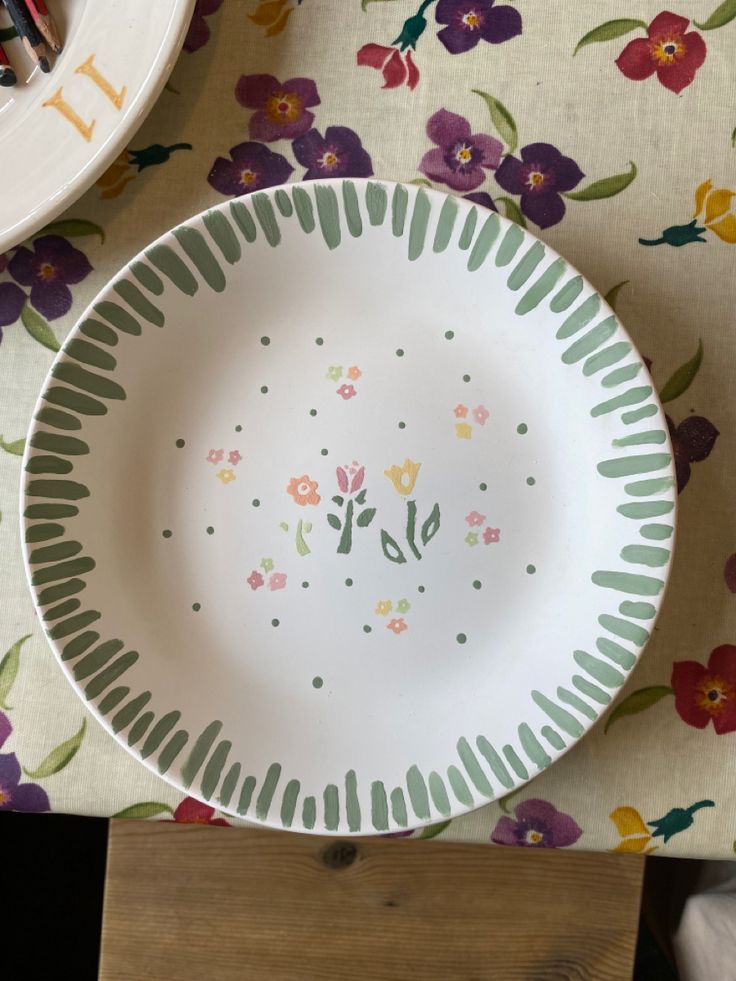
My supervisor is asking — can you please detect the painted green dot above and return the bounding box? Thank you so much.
[456,633,467,644]
[363,625,372,633]
[526,477,536,486]
[345,578,353,587]
[526,564,536,575]
[272,618,280,627]
[175,438,185,448]
[473,580,481,590]
[192,603,201,612]
[320,448,328,456]
[315,337,324,346]
[309,409,317,417]
[312,676,324,688]
[398,421,406,430]
[235,425,242,432]
[260,336,270,346]
[162,529,172,539]
[206,526,214,535]
[463,374,471,383]
[260,385,268,394]
[479,482,487,491]
[444,330,454,340]
[517,423,528,434]
[396,348,404,357]
[252,499,260,507]
[302,581,309,589]
[417,585,425,593]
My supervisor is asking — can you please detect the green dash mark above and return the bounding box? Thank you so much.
[79,319,118,347]
[26,456,72,476]
[130,261,164,296]
[390,787,408,827]
[113,279,165,326]
[599,613,649,645]
[502,745,528,780]
[591,386,652,417]
[25,503,79,520]
[146,244,199,295]
[181,720,223,789]
[173,226,226,292]
[302,795,316,829]
[621,544,669,567]
[98,687,129,713]
[541,726,565,751]
[371,781,389,831]
[458,207,477,250]
[572,675,611,705]
[433,195,458,253]
[613,430,667,447]
[531,691,584,737]
[592,570,664,595]
[640,524,673,541]
[274,189,293,217]
[550,275,583,312]
[218,763,241,809]
[518,723,551,769]
[35,407,82,431]
[280,779,300,827]
[406,764,430,819]
[624,477,674,496]
[342,181,363,237]
[31,556,95,585]
[617,500,673,519]
[556,293,601,339]
[111,691,151,734]
[94,300,141,335]
[619,600,657,619]
[456,736,493,797]
[574,649,624,688]
[48,609,100,641]
[475,736,513,789]
[583,342,632,376]
[256,762,282,820]
[429,772,451,816]
[467,213,500,271]
[447,765,473,807]
[408,189,431,261]
[391,183,408,237]
[52,362,126,401]
[44,386,107,416]
[597,453,671,478]
[314,185,341,250]
[84,650,139,700]
[140,711,181,759]
[127,711,153,747]
[494,222,523,267]
[43,598,80,622]
[31,432,89,456]
[365,182,387,225]
[507,241,545,291]
[515,257,566,315]
[237,775,257,815]
[203,210,241,265]
[60,630,98,662]
[345,769,361,832]
[26,522,66,543]
[73,638,125,681]
[66,338,117,371]
[229,201,257,244]
[291,187,315,234]
[557,686,598,721]
[323,783,339,830]
[158,730,189,774]
[251,193,281,245]
[623,404,658,424]
[562,316,617,364]
[596,637,636,669]
[601,363,642,388]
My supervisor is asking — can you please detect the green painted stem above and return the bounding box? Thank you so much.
[406,500,421,560]
[295,520,311,556]
[337,501,354,555]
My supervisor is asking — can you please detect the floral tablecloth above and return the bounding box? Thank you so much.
[1,0,735,857]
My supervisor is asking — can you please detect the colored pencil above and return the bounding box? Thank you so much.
[0,40,17,87]
[2,0,50,73]
[23,0,61,55]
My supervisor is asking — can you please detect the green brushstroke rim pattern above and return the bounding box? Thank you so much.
[20,179,676,835]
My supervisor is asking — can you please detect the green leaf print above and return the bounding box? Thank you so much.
[604,686,674,733]
[0,635,32,710]
[573,19,647,55]
[660,339,703,403]
[36,219,105,243]
[694,0,736,30]
[112,802,175,819]
[21,303,60,353]
[0,435,26,455]
[472,90,518,155]
[23,719,87,778]
[564,162,637,201]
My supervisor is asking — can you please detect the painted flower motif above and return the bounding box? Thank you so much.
[208,141,294,197]
[287,475,321,506]
[671,645,736,734]
[337,383,357,401]
[667,414,719,492]
[0,281,26,335]
[216,469,235,484]
[465,531,479,546]
[228,450,242,466]
[293,127,373,181]
[336,464,365,495]
[0,716,50,812]
[387,617,408,635]
[384,459,421,496]
[326,365,343,381]
[347,366,362,380]
[249,0,294,36]
[184,0,223,53]
[455,422,472,439]
[247,570,264,590]
[357,44,419,90]
[693,180,736,244]
[616,12,706,95]
[8,235,93,321]
[473,405,490,425]
[491,799,582,848]
[171,796,229,826]
[396,598,411,614]
[465,511,486,527]
[495,143,584,229]
[609,806,657,854]
[483,527,500,544]
[207,449,225,464]
[435,0,522,54]
[375,600,393,616]
[268,573,287,591]
[235,74,320,142]
[454,404,469,418]
[261,558,274,573]
[420,109,503,192]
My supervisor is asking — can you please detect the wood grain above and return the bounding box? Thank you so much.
[101,822,644,981]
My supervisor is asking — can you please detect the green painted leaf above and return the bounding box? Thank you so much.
[573,19,647,54]
[0,26,17,41]
[472,90,518,154]
[332,495,344,507]
[23,719,86,778]
[694,0,736,29]
[604,686,674,733]
[0,435,25,456]
[327,513,341,530]
[421,503,441,545]
[418,820,451,839]
[355,488,367,505]
[21,304,60,353]
[564,161,637,201]
[409,178,432,188]
[0,634,32,710]
[112,802,175,819]
[37,219,105,243]
[380,529,407,564]
[357,507,376,528]
[496,196,526,228]
[660,339,703,403]
[603,280,629,312]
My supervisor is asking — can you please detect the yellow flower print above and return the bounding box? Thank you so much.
[609,806,657,854]
[694,179,736,244]
[455,422,472,440]
[384,459,421,496]
[96,149,136,200]
[216,468,236,484]
[375,600,392,616]
[249,0,295,36]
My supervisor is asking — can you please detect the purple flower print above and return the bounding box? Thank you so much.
[463,191,497,211]
[495,144,584,229]
[0,711,10,749]
[435,0,522,54]
[0,282,26,337]
[236,74,320,142]
[667,415,719,492]
[184,0,223,53]
[491,799,582,848]
[292,127,373,181]
[8,236,92,321]
[0,713,50,812]
[208,142,294,197]
[420,109,502,193]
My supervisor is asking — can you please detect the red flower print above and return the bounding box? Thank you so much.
[483,527,500,544]
[616,12,706,95]
[357,44,420,90]
[171,796,229,826]
[672,645,736,734]
[247,570,264,590]
[337,383,357,400]
[228,450,242,466]
[207,448,224,464]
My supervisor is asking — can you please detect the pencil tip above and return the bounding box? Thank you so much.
[38,56,51,73]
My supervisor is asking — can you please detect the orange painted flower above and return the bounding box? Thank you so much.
[249,0,294,36]
[347,365,362,380]
[287,474,321,506]
[454,404,468,418]
[387,617,408,634]
[694,180,736,244]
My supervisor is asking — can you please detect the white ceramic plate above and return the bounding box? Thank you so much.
[0,0,195,252]
[21,180,676,835]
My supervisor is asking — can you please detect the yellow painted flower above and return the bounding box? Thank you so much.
[384,459,421,495]
[216,468,236,485]
[609,806,657,854]
[694,179,736,244]
[375,600,392,616]
[455,422,472,440]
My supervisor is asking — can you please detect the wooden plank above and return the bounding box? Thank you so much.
[101,822,644,981]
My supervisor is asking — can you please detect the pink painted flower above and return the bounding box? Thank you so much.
[454,404,469,418]
[207,448,224,464]
[473,405,490,425]
[228,450,242,466]
[268,572,287,591]
[465,510,486,527]
[336,463,365,495]
[483,527,500,544]
[337,383,357,400]
[387,617,408,634]
[247,570,264,590]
